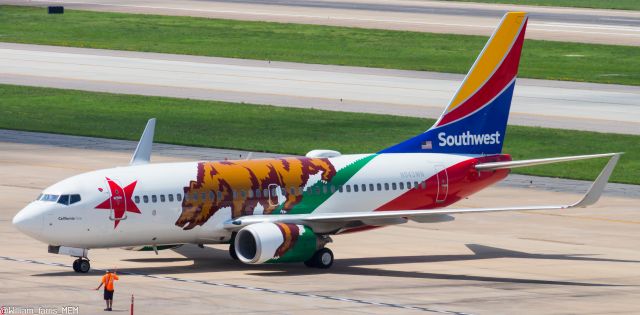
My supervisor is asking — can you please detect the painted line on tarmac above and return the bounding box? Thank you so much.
[0,255,474,315]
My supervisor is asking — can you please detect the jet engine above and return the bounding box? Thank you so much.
[234,222,322,264]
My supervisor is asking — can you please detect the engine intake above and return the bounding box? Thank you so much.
[235,222,319,264]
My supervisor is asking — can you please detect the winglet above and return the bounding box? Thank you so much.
[130,118,156,165]
[571,153,621,208]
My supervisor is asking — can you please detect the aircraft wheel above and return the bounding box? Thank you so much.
[78,259,91,273]
[72,259,81,272]
[305,248,333,269]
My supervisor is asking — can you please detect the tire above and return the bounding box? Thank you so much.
[305,248,334,269]
[72,259,81,272]
[315,248,334,269]
[78,260,91,273]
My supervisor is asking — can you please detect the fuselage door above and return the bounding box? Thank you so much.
[267,183,279,207]
[435,165,449,203]
[104,178,128,221]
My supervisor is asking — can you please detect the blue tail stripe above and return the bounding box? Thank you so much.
[379,81,515,155]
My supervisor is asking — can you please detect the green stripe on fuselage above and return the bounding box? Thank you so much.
[285,154,377,215]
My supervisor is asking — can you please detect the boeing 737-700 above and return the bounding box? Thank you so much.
[13,12,621,272]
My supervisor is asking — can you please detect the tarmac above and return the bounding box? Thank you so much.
[3,0,639,46]
[1,130,639,314]
[2,42,639,135]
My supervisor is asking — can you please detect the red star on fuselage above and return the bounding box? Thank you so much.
[95,177,141,229]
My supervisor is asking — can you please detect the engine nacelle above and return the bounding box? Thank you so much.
[235,222,319,264]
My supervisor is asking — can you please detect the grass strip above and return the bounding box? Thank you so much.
[1,84,637,184]
[0,5,639,86]
[449,0,640,11]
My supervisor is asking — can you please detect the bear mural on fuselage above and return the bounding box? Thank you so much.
[175,157,337,230]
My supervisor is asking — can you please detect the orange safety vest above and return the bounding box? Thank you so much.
[101,272,119,291]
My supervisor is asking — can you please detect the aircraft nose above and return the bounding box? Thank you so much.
[13,203,44,238]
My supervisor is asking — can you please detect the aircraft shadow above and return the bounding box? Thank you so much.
[35,244,637,286]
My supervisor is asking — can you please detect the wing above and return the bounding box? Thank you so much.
[223,153,621,232]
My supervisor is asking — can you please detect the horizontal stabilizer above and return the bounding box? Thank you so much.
[475,152,621,171]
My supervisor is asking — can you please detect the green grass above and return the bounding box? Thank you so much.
[448,0,640,10]
[1,84,637,185]
[1,5,639,86]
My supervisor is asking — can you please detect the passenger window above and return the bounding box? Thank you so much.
[192,193,198,201]
[322,185,328,194]
[70,194,81,204]
[168,194,174,202]
[338,186,343,193]
[377,183,382,191]
[346,185,351,193]
[263,189,269,197]
[353,185,359,192]
[290,187,296,195]
[143,195,149,203]
[201,192,207,201]
[177,194,182,202]
[233,190,238,199]
[399,182,405,190]
[240,190,246,198]
[134,196,140,203]
[384,183,390,191]
[421,182,427,189]
[361,184,366,192]
[160,195,166,202]
[330,185,336,193]
[209,191,215,200]
[57,195,70,206]
[392,183,397,190]
[414,181,419,188]
[315,186,321,195]
[218,191,223,200]
[152,195,157,203]
[369,184,374,191]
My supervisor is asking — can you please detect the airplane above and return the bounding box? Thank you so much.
[12,12,622,273]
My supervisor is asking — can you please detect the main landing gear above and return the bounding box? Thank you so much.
[304,248,334,269]
[72,258,91,273]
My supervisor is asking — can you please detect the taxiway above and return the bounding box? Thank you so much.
[2,43,639,135]
[3,0,639,46]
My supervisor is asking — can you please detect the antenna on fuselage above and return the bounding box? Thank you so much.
[130,118,156,165]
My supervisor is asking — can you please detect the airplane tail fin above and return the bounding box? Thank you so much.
[379,12,528,155]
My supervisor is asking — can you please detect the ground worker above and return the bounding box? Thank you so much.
[95,269,119,311]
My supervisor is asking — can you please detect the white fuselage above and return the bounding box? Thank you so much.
[14,153,508,249]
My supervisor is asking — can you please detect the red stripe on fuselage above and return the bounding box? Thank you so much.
[375,154,511,211]
[436,21,527,127]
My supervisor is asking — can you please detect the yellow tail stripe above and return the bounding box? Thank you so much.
[446,12,527,112]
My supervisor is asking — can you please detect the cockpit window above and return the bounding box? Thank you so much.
[69,194,81,204]
[58,195,69,205]
[40,194,59,202]
[54,194,81,206]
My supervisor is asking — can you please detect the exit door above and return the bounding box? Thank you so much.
[434,165,448,203]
